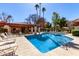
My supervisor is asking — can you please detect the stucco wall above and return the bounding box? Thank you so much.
[4,25,11,33]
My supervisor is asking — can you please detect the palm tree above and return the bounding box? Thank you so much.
[53,12,60,21]
[35,4,39,19]
[52,12,60,31]
[34,4,40,34]
[39,3,41,18]
[42,7,46,18]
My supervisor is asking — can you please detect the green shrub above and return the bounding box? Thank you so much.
[72,30,79,36]
[0,27,5,33]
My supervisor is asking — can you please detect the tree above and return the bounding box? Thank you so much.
[25,16,31,24]
[39,3,41,18]
[42,7,46,18]
[2,12,6,21]
[52,12,60,25]
[36,17,46,28]
[30,14,38,24]
[52,12,60,31]
[35,4,39,19]
[59,17,67,28]
[52,12,67,31]
[1,12,13,23]
[25,14,38,24]
[6,15,13,23]
[45,22,51,28]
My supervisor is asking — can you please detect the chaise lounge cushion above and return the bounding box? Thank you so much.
[0,33,7,39]
[0,39,15,46]
[0,43,17,51]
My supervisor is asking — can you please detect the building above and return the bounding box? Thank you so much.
[0,21,34,34]
[72,19,79,29]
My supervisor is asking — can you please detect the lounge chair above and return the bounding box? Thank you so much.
[0,43,17,50]
[0,35,18,56]
[0,43,18,56]
[0,40,15,46]
[0,33,7,39]
[0,33,16,41]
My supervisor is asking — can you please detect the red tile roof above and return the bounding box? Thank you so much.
[72,19,79,26]
[0,21,34,28]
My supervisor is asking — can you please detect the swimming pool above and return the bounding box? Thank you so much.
[26,33,73,53]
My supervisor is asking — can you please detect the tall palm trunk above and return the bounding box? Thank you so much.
[36,9,38,24]
[35,4,39,34]
[39,3,41,18]
[43,11,44,18]
[42,7,46,19]
[35,4,39,24]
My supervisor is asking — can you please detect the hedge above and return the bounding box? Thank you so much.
[72,30,79,36]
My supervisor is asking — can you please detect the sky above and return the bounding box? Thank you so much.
[0,3,79,23]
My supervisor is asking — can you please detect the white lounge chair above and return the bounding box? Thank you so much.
[0,34,15,45]
[0,33,16,41]
[0,43,18,56]
[0,43,17,51]
[0,40,15,46]
[0,35,18,56]
[0,33,7,39]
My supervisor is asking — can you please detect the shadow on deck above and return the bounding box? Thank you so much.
[63,42,79,50]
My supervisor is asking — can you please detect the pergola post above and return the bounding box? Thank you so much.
[38,26,40,34]
[4,25,11,34]
[31,27,33,34]
[34,25,37,34]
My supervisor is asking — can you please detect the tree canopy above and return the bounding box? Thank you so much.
[52,12,68,31]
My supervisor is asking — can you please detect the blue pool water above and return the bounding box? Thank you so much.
[26,33,73,53]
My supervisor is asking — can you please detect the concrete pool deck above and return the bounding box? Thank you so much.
[15,34,79,56]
